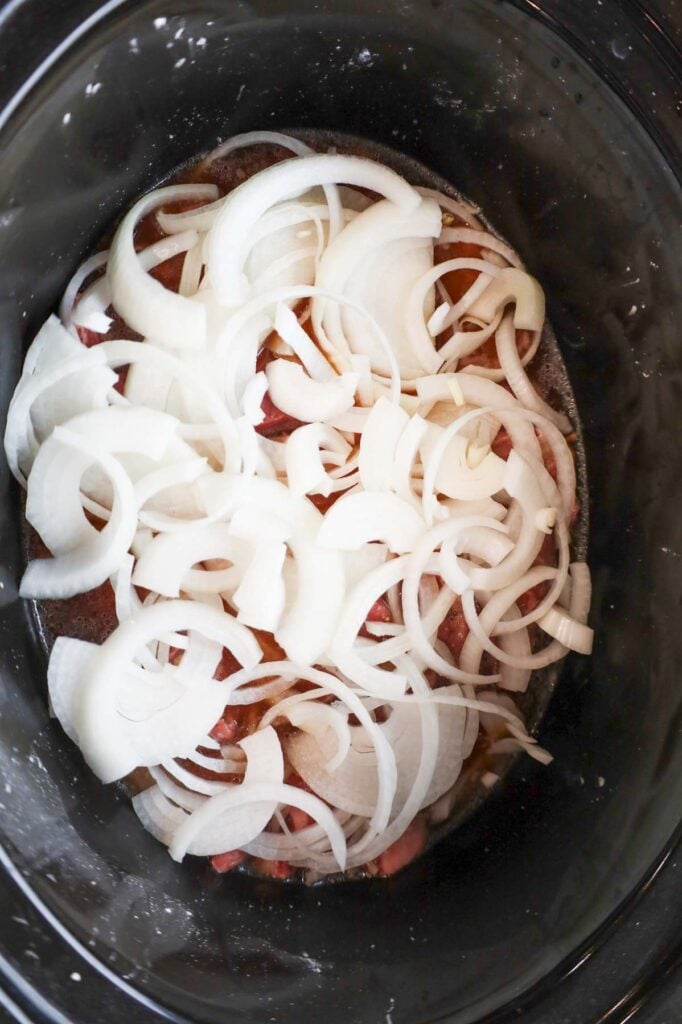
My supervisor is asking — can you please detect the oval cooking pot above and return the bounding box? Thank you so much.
[0,2,680,1022]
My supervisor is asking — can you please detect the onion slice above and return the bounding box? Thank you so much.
[207,154,421,306]
[107,184,218,349]
[318,492,425,554]
[72,600,263,783]
[468,267,545,332]
[265,360,358,422]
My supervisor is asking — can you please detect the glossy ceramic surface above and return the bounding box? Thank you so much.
[0,2,680,1022]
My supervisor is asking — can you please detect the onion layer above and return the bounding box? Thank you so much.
[11,142,590,880]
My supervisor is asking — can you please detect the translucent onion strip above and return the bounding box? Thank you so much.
[107,183,218,349]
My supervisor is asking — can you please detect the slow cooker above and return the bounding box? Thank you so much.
[0,1,680,1021]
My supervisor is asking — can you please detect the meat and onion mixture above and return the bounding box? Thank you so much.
[6,132,592,881]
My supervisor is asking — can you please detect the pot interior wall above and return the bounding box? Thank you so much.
[0,2,680,1023]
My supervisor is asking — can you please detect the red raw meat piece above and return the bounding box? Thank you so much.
[211,850,247,873]
[376,817,428,876]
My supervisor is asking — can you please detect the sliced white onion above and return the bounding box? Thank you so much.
[12,143,591,880]
[112,551,143,628]
[459,566,559,674]
[73,230,201,337]
[420,405,498,525]
[233,541,287,633]
[198,474,344,665]
[313,199,441,379]
[438,227,521,270]
[401,517,506,684]
[317,491,425,554]
[167,726,285,859]
[464,451,548,592]
[132,784,188,845]
[286,703,351,773]
[356,583,454,669]
[47,636,98,743]
[421,422,507,503]
[417,186,481,227]
[358,396,409,492]
[178,242,204,297]
[202,129,343,241]
[274,302,335,381]
[217,283,401,411]
[468,267,545,332]
[132,523,247,597]
[60,251,110,331]
[495,313,572,434]
[72,293,112,334]
[258,662,397,837]
[5,317,117,485]
[355,656,463,865]
[242,811,358,862]
[229,503,292,544]
[537,606,593,654]
[69,600,263,783]
[207,154,421,306]
[439,310,503,365]
[242,371,268,426]
[265,359,358,422]
[326,555,413,698]
[391,414,429,509]
[27,406,178,550]
[107,183,218,349]
[285,422,351,497]
[405,258,501,374]
[100,339,241,472]
[22,427,140,599]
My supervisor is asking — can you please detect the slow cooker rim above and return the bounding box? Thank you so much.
[508,0,682,183]
[0,839,188,1023]
[0,813,679,1023]
[485,831,682,1024]
[0,0,681,181]
[0,0,130,134]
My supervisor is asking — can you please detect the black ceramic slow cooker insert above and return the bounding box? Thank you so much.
[0,2,680,1022]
